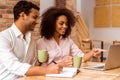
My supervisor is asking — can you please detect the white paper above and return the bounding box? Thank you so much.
[46,67,78,77]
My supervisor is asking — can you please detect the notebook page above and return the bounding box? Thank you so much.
[46,67,78,77]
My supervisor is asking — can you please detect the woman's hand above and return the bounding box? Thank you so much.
[58,56,73,67]
[92,48,107,57]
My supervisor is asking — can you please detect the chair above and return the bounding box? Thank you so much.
[81,39,101,62]
[113,40,120,44]
[81,39,94,53]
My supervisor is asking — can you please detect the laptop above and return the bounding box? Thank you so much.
[83,44,120,70]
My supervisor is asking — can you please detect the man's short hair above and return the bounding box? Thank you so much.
[13,0,39,21]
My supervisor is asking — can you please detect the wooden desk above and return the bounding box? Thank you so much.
[17,62,120,80]
[93,40,112,62]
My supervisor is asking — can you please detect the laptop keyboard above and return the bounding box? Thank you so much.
[94,65,104,69]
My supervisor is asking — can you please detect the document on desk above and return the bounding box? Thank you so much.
[46,67,78,77]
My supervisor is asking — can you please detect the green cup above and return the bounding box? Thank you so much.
[73,56,82,68]
[38,50,48,63]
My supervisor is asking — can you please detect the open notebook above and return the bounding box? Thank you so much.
[46,67,78,77]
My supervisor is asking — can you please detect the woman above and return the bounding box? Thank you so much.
[37,7,103,67]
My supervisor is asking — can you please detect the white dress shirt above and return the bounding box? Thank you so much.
[0,23,36,80]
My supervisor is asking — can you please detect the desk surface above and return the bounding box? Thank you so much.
[17,62,120,80]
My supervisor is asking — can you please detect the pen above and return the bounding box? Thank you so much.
[52,61,57,64]
[77,69,80,73]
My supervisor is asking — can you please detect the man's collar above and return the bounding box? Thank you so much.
[11,23,31,39]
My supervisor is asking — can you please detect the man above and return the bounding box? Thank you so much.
[0,1,62,80]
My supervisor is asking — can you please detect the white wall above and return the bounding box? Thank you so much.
[77,0,120,41]
[76,0,81,12]
[40,0,55,15]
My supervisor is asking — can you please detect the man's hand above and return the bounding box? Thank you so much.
[46,63,63,74]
